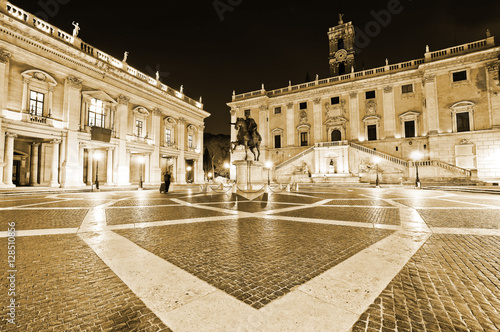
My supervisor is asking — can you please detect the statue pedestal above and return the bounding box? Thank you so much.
[233,160,265,190]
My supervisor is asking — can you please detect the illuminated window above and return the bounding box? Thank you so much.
[165,128,172,144]
[188,135,193,148]
[88,98,105,127]
[29,91,44,116]
[136,120,143,137]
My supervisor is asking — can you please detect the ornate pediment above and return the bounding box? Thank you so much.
[82,90,117,104]
[299,110,308,124]
[22,69,57,86]
[325,116,349,126]
[133,106,150,116]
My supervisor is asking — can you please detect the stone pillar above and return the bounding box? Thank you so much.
[151,109,162,184]
[144,153,151,184]
[3,133,17,187]
[486,62,500,128]
[259,105,268,149]
[87,149,93,185]
[349,92,360,141]
[286,102,295,146]
[423,74,439,135]
[21,77,29,112]
[30,143,40,186]
[112,146,119,185]
[178,118,186,184]
[383,86,396,139]
[61,131,84,188]
[197,124,205,183]
[50,139,61,188]
[106,147,114,185]
[59,136,66,186]
[313,98,322,144]
[230,109,237,143]
[0,49,11,113]
[116,96,130,185]
[64,76,83,131]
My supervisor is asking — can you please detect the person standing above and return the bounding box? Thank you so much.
[163,172,171,193]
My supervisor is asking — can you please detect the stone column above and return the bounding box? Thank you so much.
[151,109,162,184]
[3,133,17,187]
[112,146,119,185]
[177,118,186,184]
[116,96,130,185]
[349,92,360,141]
[0,50,11,113]
[259,105,268,149]
[87,149,93,185]
[106,147,114,185]
[197,124,205,183]
[230,109,237,143]
[145,153,151,184]
[21,77,29,112]
[126,150,131,184]
[286,102,295,146]
[382,86,395,139]
[423,74,439,135]
[30,143,40,186]
[50,139,61,188]
[313,98,322,144]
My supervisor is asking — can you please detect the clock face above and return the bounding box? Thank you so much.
[335,49,348,61]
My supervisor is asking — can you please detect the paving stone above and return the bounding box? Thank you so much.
[106,205,232,225]
[351,234,500,331]
[273,206,400,225]
[393,198,481,208]
[0,209,88,230]
[325,199,395,206]
[115,217,394,309]
[417,209,500,229]
[0,235,170,331]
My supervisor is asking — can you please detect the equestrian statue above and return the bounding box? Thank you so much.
[230,114,262,161]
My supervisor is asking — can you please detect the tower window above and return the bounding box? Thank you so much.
[367,125,377,141]
[366,90,376,99]
[402,84,414,94]
[299,102,308,110]
[331,97,340,105]
[338,38,344,50]
[453,70,467,82]
[338,62,346,75]
[188,135,194,148]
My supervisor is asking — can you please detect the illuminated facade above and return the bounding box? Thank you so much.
[229,19,500,184]
[0,1,209,188]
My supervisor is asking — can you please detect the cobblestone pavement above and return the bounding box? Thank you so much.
[0,187,499,331]
[351,234,500,332]
[0,235,170,331]
[115,218,394,309]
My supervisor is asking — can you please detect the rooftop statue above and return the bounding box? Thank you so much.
[72,22,80,37]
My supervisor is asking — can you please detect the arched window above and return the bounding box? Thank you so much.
[338,62,346,75]
[331,129,342,142]
[338,38,344,50]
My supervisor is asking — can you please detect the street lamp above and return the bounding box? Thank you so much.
[411,151,423,188]
[373,156,381,188]
[94,150,103,190]
[265,161,273,185]
[138,155,145,189]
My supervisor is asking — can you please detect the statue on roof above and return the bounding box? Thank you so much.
[72,22,80,37]
[123,51,129,63]
[338,14,344,25]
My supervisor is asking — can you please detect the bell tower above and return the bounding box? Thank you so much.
[328,14,356,76]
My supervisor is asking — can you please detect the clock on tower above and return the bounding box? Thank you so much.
[328,14,356,76]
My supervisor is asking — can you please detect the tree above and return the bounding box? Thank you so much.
[203,133,230,178]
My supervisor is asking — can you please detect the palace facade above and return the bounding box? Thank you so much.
[0,1,209,188]
[228,18,500,185]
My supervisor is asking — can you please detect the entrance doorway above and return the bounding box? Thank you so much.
[331,130,342,142]
[12,160,21,186]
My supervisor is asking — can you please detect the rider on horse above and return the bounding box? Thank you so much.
[245,114,262,145]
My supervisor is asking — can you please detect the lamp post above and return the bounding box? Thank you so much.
[265,161,273,185]
[138,155,145,189]
[94,151,103,190]
[411,151,423,188]
[373,156,381,188]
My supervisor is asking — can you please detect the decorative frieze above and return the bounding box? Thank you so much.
[365,100,377,115]
[313,97,321,105]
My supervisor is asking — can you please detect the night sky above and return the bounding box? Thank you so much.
[9,0,500,134]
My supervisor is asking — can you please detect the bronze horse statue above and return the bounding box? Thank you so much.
[230,117,261,161]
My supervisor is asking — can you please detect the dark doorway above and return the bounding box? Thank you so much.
[13,160,21,186]
[331,130,342,142]
[338,62,346,75]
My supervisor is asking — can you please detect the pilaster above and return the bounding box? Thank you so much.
[423,74,439,135]
[177,118,186,184]
[259,105,268,149]
[0,49,11,113]
[3,132,17,187]
[30,143,40,186]
[382,86,396,138]
[61,131,85,187]
[349,92,360,141]
[106,147,114,185]
[49,139,61,188]
[286,102,295,147]
[64,76,83,131]
[313,98,322,143]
